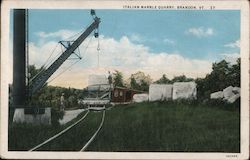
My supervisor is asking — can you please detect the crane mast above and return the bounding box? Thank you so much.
[29,12,100,95]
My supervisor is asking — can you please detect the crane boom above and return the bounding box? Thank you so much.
[29,16,100,95]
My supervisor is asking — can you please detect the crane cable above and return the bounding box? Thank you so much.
[43,28,84,69]
[41,28,87,70]
[47,59,81,84]
[43,43,60,69]
[30,29,92,83]
[28,43,60,82]
[97,34,100,68]
[46,34,94,84]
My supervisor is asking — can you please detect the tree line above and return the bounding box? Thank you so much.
[9,58,240,109]
[111,58,240,100]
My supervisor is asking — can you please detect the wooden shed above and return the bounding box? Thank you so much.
[111,87,144,103]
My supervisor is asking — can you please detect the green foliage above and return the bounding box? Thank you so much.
[171,75,194,83]
[155,74,171,84]
[28,65,45,80]
[196,58,240,100]
[129,71,152,91]
[155,74,194,84]
[113,70,124,87]
[26,65,83,110]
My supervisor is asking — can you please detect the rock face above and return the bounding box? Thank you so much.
[13,108,51,125]
[210,86,240,103]
[133,94,149,103]
[149,84,173,101]
[210,91,224,99]
[172,82,197,100]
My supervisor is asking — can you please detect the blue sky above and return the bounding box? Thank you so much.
[9,9,240,88]
[22,9,240,60]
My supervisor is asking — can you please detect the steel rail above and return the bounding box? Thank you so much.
[29,110,90,151]
[80,110,105,151]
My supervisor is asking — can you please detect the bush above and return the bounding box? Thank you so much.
[205,98,240,111]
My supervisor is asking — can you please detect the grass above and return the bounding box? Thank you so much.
[87,101,240,152]
[8,101,240,152]
[37,111,102,151]
[8,109,87,151]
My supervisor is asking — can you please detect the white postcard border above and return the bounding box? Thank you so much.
[1,0,249,159]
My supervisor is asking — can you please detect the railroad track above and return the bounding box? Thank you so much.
[29,109,106,151]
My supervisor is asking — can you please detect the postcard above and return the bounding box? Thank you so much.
[1,0,249,159]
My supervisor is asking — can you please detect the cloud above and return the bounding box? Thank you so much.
[36,29,80,40]
[224,39,240,48]
[220,53,240,64]
[129,34,143,43]
[9,29,213,88]
[185,27,214,38]
[163,38,175,45]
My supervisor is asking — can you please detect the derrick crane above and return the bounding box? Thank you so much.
[29,10,100,96]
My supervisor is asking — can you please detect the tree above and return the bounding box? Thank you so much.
[28,65,45,80]
[196,58,241,100]
[113,70,124,87]
[172,75,194,83]
[130,77,139,90]
[129,71,152,91]
[228,58,240,87]
[155,74,171,84]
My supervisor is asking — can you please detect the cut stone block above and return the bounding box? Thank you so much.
[149,84,173,101]
[133,94,149,103]
[232,87,241,95]
[227,94,240,103]
[172,82,197,100]
[223,86,234,101]
[210,91,224,99]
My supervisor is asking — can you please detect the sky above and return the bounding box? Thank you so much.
[9,9,240,89]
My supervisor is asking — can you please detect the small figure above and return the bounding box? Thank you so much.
[108,71,113,99]
[108,71,112,85]
[60,93,65,112]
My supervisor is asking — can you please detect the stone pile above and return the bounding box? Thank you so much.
[210,86,240,103]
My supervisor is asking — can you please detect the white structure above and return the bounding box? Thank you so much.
[87,84,111,91]
[87,74,111,91]
[172,82,197,100]
[210,91,224,99]
[13,108,51,125]
[88,74,108,86]
[80,74,111,107]
[227,94,240,103]
[149,84,173,101]
[232,87,241,96]
[133,94,149,103]
[223,86,235,100]
[210,86,240,103]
